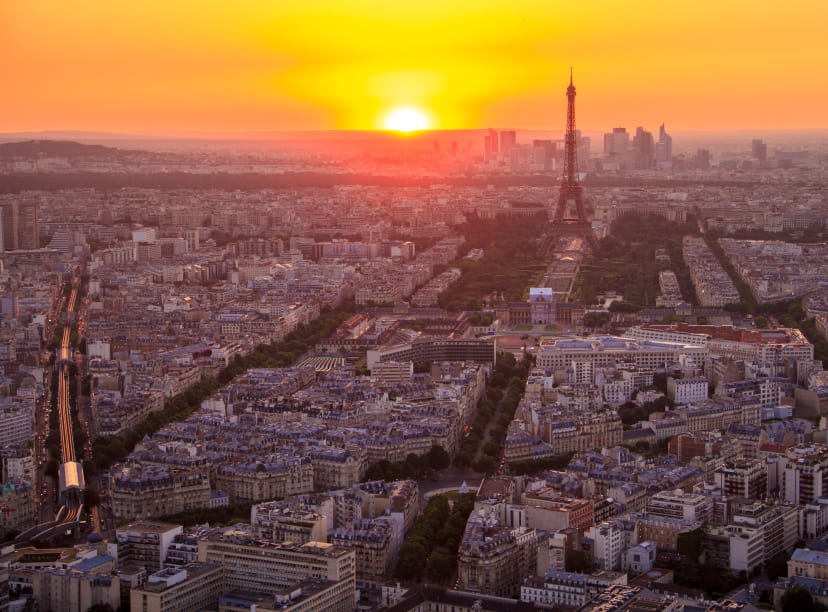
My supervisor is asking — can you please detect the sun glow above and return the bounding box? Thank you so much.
[383,107,430,132]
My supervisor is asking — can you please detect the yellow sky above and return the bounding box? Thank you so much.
[2,0,827,133]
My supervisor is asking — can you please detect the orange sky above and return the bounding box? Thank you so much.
[2,0,827,133]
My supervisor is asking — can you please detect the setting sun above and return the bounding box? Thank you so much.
[383,107,430,132]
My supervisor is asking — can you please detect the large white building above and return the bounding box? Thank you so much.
[728,502,799,573]
[625,325,711,347]
[0,401,33,448]
[625,323,813,374]
[782,445,828,506]
[647,490,712,523]
[535,336,707,373]
[587,521,625,571]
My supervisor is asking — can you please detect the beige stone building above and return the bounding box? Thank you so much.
[214,458,314,503]
[457,510,538,598]
[32,567,120,612]
[308,447,365,491]
[331,518,395,588]
[109,463,210,520]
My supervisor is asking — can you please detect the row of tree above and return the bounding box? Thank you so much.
[157,501,255,528]
[454,351,533,473]
[394,493,475,583]
[508,452,574,476]
[362,445,451,482]
[91,304,355,470]
[217,304,355,384]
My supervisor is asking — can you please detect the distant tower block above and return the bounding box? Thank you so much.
[549,70,597,251]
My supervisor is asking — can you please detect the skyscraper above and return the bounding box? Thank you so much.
[17,201,40,249]
[603,127,629,157]
[633,127,655,169]
[0,203,19,251]
[576,130,591,170]
[499,130,517,154]
[751,139,767,164]
[0,201,39,251]
[484,128,499,160]
[656,123,673,168]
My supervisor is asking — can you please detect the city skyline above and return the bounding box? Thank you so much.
[2,0,828,134]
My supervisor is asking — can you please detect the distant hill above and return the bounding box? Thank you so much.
[0,140,135,158]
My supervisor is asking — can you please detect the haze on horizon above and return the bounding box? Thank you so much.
[2,0,827,135]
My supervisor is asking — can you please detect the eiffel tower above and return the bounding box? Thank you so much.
[548,70,597,251]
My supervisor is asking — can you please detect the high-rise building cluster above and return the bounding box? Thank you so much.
[601,123,672,170]
[483,128,591,172]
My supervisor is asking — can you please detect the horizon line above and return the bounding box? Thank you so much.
[3,126,828,141]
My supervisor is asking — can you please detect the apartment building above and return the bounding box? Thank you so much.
[535,336,707,373]
[457,509,538,598]
[330,518,396,588]
[782,444,828,505]
[713,460,768,500]
[251,501,328,545]
[111,522,183,575]
[129,564,223,612]
[197,535,355,603]
[109,464,211,520]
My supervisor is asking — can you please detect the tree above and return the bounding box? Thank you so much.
[495,352,516,375]
[395,541,427,580]
[473,455,497,475]
[490,372,508,388]
[84,486,101,508]
[426,445,450,470]
[44,459,59,479]
[584,312,609,328]
[453,451,471,468]
[609,300,641,313]
[405,453,426,478]
[618,402,645,426]
[82,459,97,478]
[483,441,500,457]
[424,548,453,583]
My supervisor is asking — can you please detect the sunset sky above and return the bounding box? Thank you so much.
[2,0,827,134]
